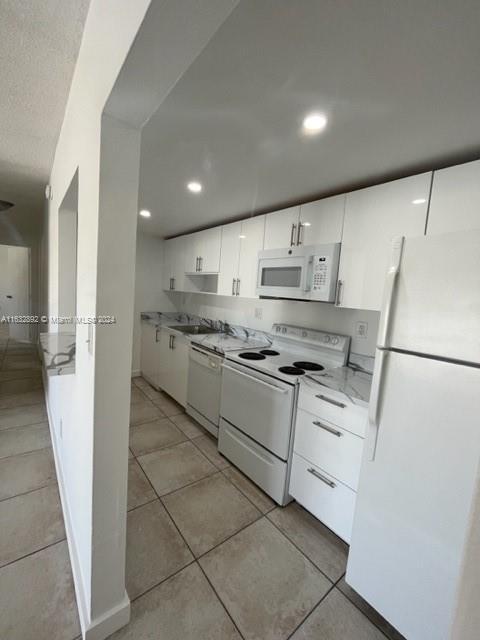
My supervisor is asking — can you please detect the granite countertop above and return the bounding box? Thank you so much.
[39,332,76,376]
[141,311,270,353]
[301,364,372,406]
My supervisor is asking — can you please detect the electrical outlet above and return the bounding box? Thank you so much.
[355,321,368,339]
[254,307,263,320]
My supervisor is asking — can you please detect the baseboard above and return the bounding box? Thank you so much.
[43,376,131,640]
[84,593,130,640]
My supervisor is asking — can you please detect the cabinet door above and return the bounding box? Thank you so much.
[160,330,188,406]
[171,236,185,291]
[427,160,480,235]
[237,216,265,297]
[299,195,345,246]
[162,239,174,291]
[263,206,300,250]
[184,232,201,273]
[218,222,241,296]
[140,322,161,387]
[199,227,221,273]
[339,173,431,311]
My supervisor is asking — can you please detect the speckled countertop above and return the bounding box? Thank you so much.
[301,365,372,406]
[141,311,270,353]
[39,332,76,376]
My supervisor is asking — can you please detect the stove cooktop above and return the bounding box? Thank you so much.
[228,325,350,384]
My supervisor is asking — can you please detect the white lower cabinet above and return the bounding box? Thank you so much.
[140,322,162,387]
[290,386,368,542]
[159,329,189,407]
[140,322,189,407]
[290,453,356,543]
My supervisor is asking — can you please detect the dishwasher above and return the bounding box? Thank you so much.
[186,344,223,437]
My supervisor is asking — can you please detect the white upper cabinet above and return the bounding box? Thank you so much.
[163,236,185,291]
[427,160,480,235]
[218,221,242,296]
[184,228,221,273]
[218,216,265,297]
[299,195,345,246]
[184,232,201,273]
[338,173,431,311]
[237,215,265,297]
[264,206,301,249]
[200,227,221,273]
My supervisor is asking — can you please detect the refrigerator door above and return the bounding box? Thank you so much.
[384,230,480,363]
[346,350,480,640]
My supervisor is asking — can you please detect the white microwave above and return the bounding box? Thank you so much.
[256,243,340,302]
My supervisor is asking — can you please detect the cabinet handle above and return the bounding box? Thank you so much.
[195,257,199,271]
[290,223,297,246]
[297,222,303,245]
[313,420,343,437]
[172,277,175,290]
[155,329,160,343]
[335,279,343,306]
[199,256,203,272]
[315,393,346,409]
[236,279,240,296]
[308,467,336,488]
[171,335,175,349]
[232,278,236,295]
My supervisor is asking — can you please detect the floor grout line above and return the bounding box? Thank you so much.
[0,443,52,462]
[0,535,67,572]
[285,581,337,640]
[0,478,58,504]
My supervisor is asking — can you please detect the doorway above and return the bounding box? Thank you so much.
[0,244,31,342]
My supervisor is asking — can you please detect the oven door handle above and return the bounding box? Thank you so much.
[222,364,289,394]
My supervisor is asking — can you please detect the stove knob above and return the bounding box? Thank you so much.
[331,336,339,345]
[323,335,331,343]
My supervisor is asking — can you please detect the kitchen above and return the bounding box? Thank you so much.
[124,4,480,640]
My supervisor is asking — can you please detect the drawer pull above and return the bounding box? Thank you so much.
[308,467,336,488]
[316,394,346,409]
[313,420,342,437]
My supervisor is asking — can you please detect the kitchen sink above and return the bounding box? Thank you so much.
[168,324,219,335]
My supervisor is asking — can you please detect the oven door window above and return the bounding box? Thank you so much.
[260,266,302,288]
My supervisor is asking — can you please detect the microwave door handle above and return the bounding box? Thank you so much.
[377,236,404,349]
[302,256,313,292]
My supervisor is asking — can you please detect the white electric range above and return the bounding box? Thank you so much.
[218,324,350,505]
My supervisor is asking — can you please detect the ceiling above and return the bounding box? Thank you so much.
[138,0,480,238]
[0,0,90,245]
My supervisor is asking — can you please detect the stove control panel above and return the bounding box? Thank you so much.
[272,324,350,358]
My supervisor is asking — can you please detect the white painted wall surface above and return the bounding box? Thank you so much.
[44,1,151,638]
[171,290,379,356]
[132,232,175,374]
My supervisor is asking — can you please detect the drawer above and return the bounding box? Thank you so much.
[289,452,356,543]
[294,408,364,491]
[218,418,290,506]
[298,384,367,438]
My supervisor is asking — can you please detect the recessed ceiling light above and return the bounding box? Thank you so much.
[302,112,328,135]
[187,181,202,194]
[239,234,246,239]
[303,222,311,227]
[412,198,426,205]
[139,209,151,218]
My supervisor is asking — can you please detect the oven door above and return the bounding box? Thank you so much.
[220,362,295,460]
[256,254,311,300]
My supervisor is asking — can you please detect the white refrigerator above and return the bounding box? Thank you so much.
[346,230,480,640]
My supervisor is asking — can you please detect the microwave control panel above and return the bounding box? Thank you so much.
[312,255,330,293]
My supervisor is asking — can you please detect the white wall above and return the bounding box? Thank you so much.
[44,2,151,639]
[170,290,379,357]
[132,233,175,374]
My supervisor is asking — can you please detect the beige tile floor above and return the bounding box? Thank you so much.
[120,377,406,640]
[0,338,80,640]
[0,336,405,640]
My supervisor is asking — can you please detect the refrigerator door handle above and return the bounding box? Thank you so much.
[377,236,404,349]
[367,349,388,461]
